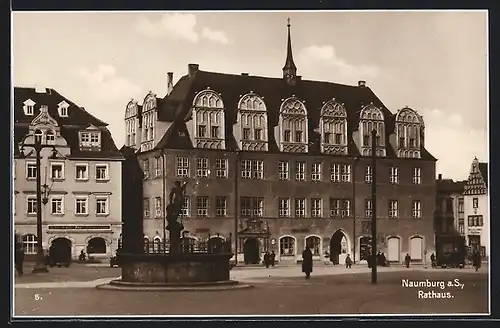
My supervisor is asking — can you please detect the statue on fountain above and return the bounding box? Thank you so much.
[166,180,188,233]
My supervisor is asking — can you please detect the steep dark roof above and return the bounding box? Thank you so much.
[478,162,488,187]
[14,87,122,159]
[155,70,435,160]
[436,179,465,194]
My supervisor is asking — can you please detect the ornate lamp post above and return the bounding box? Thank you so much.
[19,133,60,273]
[370,129,378,284]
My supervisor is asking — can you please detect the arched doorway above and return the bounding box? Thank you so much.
[243,238,260,264]
[50,237,72,263]
[87,237,107,255]
[305,236,321,258]
[387,237,401,262]
[410,236,423,261]
[330,230,349,265]
[359,236,372,261]
[208,237,224,253]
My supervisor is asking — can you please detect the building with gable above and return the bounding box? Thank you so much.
[13,87,123,260]
[123,21,437,265]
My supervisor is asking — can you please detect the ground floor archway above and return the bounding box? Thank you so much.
[243,238,260,264]
[387,237,401,262]
[410,236,424,261]
[330,230,349,265]
[87,237,107,254]
[50,237,72,263]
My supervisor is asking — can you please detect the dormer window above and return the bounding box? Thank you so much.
[58,101,69,117]
[23,99,36,116]
[46,130,55,144]
[198,125,207,138]
[211,126,219,138]
[80,131,101,149]
[34,129,43,144]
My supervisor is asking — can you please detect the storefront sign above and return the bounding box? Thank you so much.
[291,228,309,233]
[468,228,482,235]
[48,225,111,231]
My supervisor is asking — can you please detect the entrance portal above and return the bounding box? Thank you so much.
[330,230,348,265]
[50,237,72,264]
[359,236,372,261]
[243,238,260,264]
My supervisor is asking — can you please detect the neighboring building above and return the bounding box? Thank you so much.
[463,157,489,258]
[13,87,123,259]
[125,21,437,264]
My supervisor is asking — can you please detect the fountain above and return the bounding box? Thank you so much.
[97,179,251,291]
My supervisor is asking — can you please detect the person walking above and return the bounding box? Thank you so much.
[270,251,276,268]
[430,253,436,268]
[264,251,270,268]
[472,249,481,272]
[302,245,313,279]
[15,239,25,276]
[345,254,353,269]
[405,253,411,268]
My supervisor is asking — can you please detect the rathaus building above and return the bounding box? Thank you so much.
[122,21,437,265]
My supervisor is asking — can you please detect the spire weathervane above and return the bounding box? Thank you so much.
[283,17,297,84]
[287,17,291,27]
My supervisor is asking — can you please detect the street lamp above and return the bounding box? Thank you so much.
[370,129,378,284]
[351,155,360,264]
[19,133,61,273]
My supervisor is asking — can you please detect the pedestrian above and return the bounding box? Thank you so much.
[264,251,270,268]
[79,250,87,262]
[302,245,313,279]
[270,251,276,268]
[472,249,481,272]
[405,253,411,268]
[345,254,352,269]
[430,253,436,268]
[15,239,24,276]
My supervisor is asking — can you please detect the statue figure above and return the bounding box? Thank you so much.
[166,180,188,231]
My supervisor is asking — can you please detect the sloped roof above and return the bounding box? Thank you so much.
[155,70,436,161]
[436,179,465,194]
[478,162,488,187]
[14,87,122,159]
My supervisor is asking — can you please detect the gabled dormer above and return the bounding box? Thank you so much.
[393,106,424,159]
[141,92,158,151]
[464,157,488,195]
[234,92,268,151]
[23,99,36,116]
[29,105,60,145]
[275,96,309,153]
[357,103,386,157]
[57,101,70,117]
[125,99,140,149]
[79,124,101,151]
[320,99,348,155]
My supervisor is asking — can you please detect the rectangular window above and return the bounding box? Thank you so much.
[330,164,340,182]
[143,198,150,217]
[211,126,219,138]
[278,198,290,217]
[311,163,321,181]
[365,165,373,183]
[399,137,405,148]
[365,199,372,218]
[198,125,207,138]
[295,131,303,143]
[75,164,89,180]
[143,159,150,179]
[155,157,162,177]
[458,218,465,234]
[80,132,100,148]
[311,198,322,217]
[389,167,399,184]
[96,164,109,181]
[181,196,190,217]
[295,198,306,218]
[96,196,109,215]
[389,200,398,218]
[176,156,189,177]
[196,196,209,217]
[243,128,250,140]
[254,128,262,141]
[27,196,37,215]
[284,130,291,142]
[278,161,289,180]
[215,158,227,178]
[241,160,263,179]
[458,198,464,213]
[412,200,421,218]
[323,132,331,144]
[75,197,88,215]
[154,197,162,218]
[473,198,478,209]
[363,134,370,147]
[334,133,342,144]
[26,162,37,179]
[51,197,63,215]
[215,196,227,217]
[468,215,483,227]
[196,158,209,177]
[50,163,64,180]
[296,161,305,181]
[341,164,351,182]
[412,167,421,184]
[241,197,264,217]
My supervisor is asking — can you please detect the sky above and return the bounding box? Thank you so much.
[12,11,488,181]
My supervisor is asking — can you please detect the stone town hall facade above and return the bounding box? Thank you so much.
[123,22,437,264]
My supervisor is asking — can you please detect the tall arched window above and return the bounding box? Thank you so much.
[359,104,386,157]
[320,99,347,155]
[22,234,37,255]
[277,97,308,153]
[34,129,43,144]
[237,92,268,151]
[279,236,296,256]
[395,107,423,158]
[192,88,226,150]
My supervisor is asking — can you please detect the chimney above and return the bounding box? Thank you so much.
[35,84,46,93]
[241,73,249,76]
[167,72,174,95]
[358,80,366,88]
[188,64,199,78]
[438,174,442,180]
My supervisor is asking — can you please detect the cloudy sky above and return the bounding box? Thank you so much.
[12,11,487,181]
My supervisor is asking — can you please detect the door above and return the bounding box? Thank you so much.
[243,238,260,264]
[387,237,400,262]
[410,237,423,261]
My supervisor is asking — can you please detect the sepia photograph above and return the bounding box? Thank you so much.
[11,10,489,317]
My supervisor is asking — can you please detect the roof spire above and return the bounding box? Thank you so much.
[283,17,297,85]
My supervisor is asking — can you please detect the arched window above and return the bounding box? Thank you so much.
[359,104,385,157]
[34,129,43,144]
[395,107,423,158]
[22,234,37,255]
[237,92,268,151]
[320,100,347,154]
[305,236,321,255]
[279,236,295,256]
[87,237,106,254]
[46,130,55,144]
[278,97,308,153]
